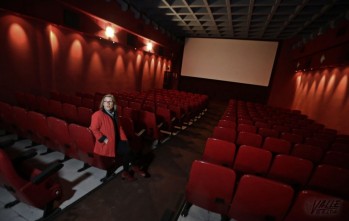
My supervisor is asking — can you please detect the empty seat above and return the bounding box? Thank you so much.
[212,126,236,143]
[236,131,263,147]
[291,143,324,163]
[321,151,349,170]
[305,137,331,150]
[27,111,50,146]
[47,99,64,119]
[263,137,291,155]
[68,124,117,172]
[308,164,349,199]
[258,127,279,138]
[181,160,236,217]
[233,145,272,176]
[228,174,294,221]
[285,190,349,221]
[0,101,15,133]
[12,106,30,139]
[330,143,349,154]
[76,107,93,127]
[280,132,303,145]
[237,123,257,133]
[47,117,77,158]
[62,103,78,123]
[202,138,236,168]
[36,96,49,114]
[0,149,63,218]
[217,119,236,129]
[268,154,313,188]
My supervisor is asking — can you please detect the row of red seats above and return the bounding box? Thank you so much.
[212,128,349,168]
[201,138,349,198]
[14,93,93,127]
[182,160,349,221]
[0,102,119,173]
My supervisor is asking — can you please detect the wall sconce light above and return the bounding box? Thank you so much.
[146,42,153,52]
[105,25,115,39]
[320,54,326,64]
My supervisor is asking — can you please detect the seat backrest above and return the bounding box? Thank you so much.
[280,132,303,144]
[77,107,93,127]
[140,110,160,139]
[69,123,96,166]
[47,116,75,157]
[268,154,313,187]
[321,151,349,170]
[308,164,349,199]
[27,111,50,144]
[212,126,236,143]
[236,131,263,147]
[186,160,236,215]
[47,99,64,119]
[263,137,291,154]
[0,149,26,191]
[36,96,49,114]
[291,143,324,163]
[217,119,236,129]
[12,106,30,137]
[284,190,349,221]
[237,123,257,133]
[62,103,78,123]
[330,142,349,154]
[258,127,279,138]
[233,145,272,176]
[202,138,236,168]
[228,175,294,221]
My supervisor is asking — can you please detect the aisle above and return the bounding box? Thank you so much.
[52,100,226,221]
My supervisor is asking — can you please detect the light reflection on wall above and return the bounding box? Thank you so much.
[292,67,349,133]
[67,39,83,78]
[8,23,31,63]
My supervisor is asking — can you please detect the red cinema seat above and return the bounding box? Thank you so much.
[212,126,236,143]
[76,107,93,127]
[268,154,313,188]
[181,160,236,217]
[263,137,291,155]
[237,123,257,133]
[12,106,30,139]
[280,132,303,145]
[217,120,236,129]
[258,127,279,138]
[202,138,236,168]
[228,175,294,221]
[233,145,272,176]
[27,111,50,146]
[236,131,263,147]
[68,124,117,173]
[62,103,78,124]
[47,117,77,159]
[0,149,63,218]
[308,164,349,199]
[291,143,324,164]
[321,151,349,170]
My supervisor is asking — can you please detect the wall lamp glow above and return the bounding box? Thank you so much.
[105,26,115,38]
[146,42,153,52]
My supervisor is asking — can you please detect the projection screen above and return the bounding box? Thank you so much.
[180,38,279,86]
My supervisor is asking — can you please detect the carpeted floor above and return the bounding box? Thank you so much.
[49,100,226,221]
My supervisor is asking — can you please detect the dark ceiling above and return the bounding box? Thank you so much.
[117,0,349,41]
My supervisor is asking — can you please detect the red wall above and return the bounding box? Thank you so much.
[0,1,181,103]
[269,20,349,134]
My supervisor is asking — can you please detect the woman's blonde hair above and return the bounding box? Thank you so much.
[99,94,117,110]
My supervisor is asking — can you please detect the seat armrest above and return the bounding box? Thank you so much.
[12,149,37,165]
[31,161,64,184]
